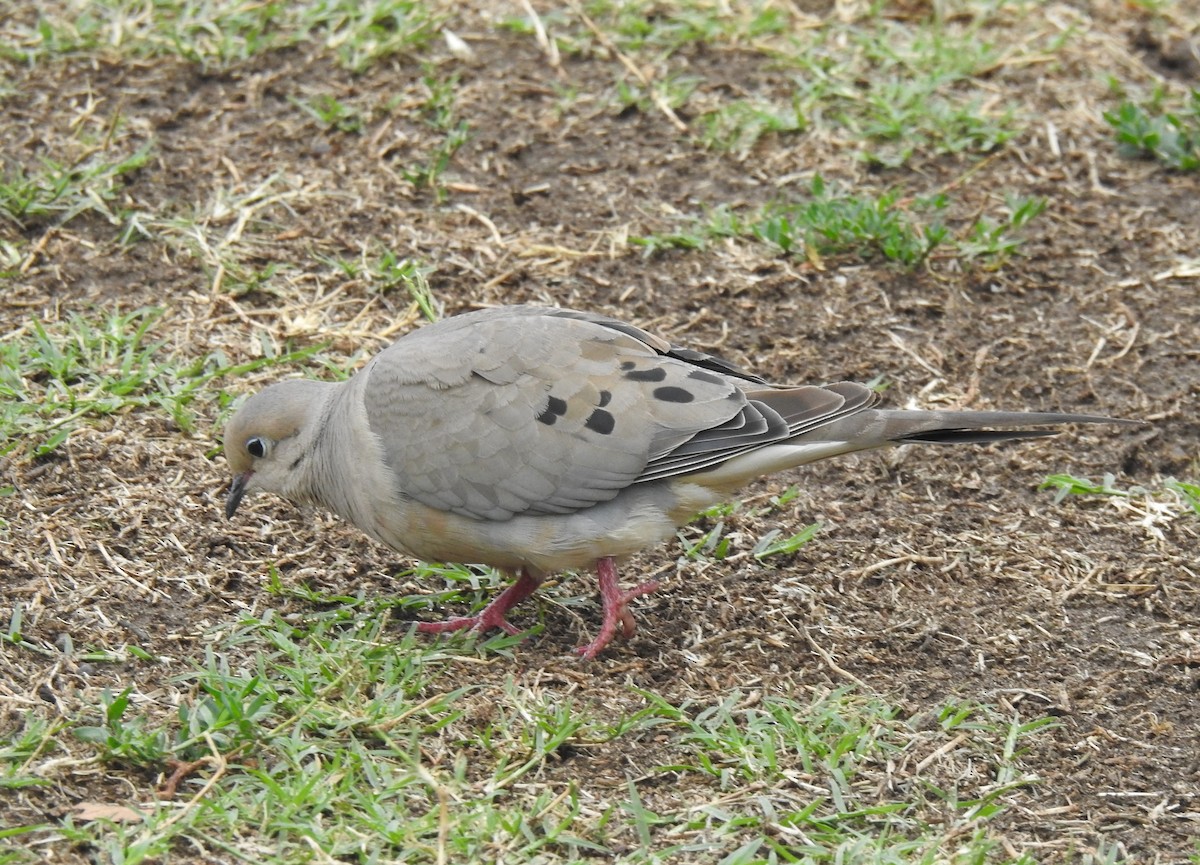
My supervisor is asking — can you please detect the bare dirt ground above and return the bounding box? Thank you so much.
[2,0,1198,861]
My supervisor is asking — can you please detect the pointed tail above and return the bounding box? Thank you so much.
[863,409,1144,446]
[692,408,1143,491]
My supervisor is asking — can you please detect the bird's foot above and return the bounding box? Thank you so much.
[575,557,661,660]
[416,568,541,637]
[416,611,521,636]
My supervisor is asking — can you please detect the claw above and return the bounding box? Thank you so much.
[575,557,661,660]
[417,568,541,637]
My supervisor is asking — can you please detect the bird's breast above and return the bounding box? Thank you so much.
[370,482,710,574]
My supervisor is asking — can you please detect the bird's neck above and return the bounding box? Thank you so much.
[303,379,397,543]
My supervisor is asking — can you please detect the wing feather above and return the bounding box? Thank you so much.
[361,307,748,521]
[360,307,895,521]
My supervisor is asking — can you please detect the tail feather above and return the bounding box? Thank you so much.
[812,408,1136,449]
[896,428,1061,445]
[687,408,1141,491]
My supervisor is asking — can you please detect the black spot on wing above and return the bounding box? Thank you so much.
[585,408,616,435]
[598,389,612,407]
[687,369,726,386]
[624,366,668,382]
[654,386,695,403]
[537,395,568,426]
[666,346,767,384]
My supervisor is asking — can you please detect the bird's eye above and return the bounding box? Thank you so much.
[246,436,269,459]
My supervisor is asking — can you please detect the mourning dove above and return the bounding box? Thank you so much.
[224,305,1137,659]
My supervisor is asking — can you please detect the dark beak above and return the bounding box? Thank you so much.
[225,472,252,519]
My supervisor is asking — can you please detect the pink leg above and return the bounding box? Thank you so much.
[417,568,541,636]
[575,557,661,660]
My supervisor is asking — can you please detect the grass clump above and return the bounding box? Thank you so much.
[649,691,1052,861]
[698,97,807,155]
[750,178,949,266]
[0,142,153,230]
[402,71,471,200]
[307,0,439,73]
[1105,88,1200,171]
[633,177,1046,267]
[502,1,791,59]
[0,307,327,457]
[676,487,818,563]
[1,307,194,457]
[291,93,368,134]
[691,9,1022,164]
[1041,473,1197,545]
[836,19,1018,166]
[632,177,948,266]
[12,0,439,71]
[1042,473,1200,516]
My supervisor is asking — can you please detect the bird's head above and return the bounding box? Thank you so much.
[222,379,331,518]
